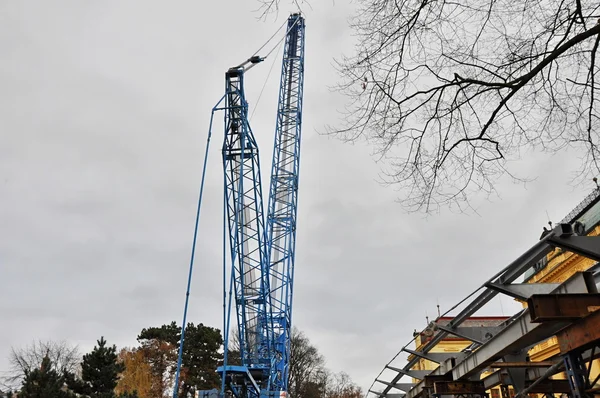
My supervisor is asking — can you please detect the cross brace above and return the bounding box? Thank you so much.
[403,348,462,363]
[548,233,600,262]
[369,391,405,398]
[385,366,432,380]
[485,282,561,301]
[376,380,416,392]
[436,325,503,345]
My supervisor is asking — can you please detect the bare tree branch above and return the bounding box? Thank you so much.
[2,340,80,390]
[325,0,600,212]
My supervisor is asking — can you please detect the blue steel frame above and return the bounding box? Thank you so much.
[265,13,306,392]
[183,13,306,398]
[222,67,273,395]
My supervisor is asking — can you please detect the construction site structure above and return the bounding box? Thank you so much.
[370,188,600,398]
[176,12,306,398]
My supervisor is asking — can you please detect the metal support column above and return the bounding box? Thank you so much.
[564,352,589,398]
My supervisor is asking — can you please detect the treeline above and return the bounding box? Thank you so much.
[1,322,361,398]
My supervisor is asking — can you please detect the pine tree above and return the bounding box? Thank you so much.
[179,323,223,396]
[138,322,223,398]
[19,355,74,398]
[67,336,125,398]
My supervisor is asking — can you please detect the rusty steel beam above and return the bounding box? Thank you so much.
[524,379,571,394]
[557,308,600,354]
[483,369,570,395]
[433,381,486,395]
[422,375,453,391]
[528,293,600,322]
[489,361,557,368]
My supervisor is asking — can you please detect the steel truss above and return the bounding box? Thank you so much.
[222,68,273,379]
[370,190,600,398]
[265,13,305,392]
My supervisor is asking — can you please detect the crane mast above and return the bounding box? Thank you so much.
[265,13,305,392]
[192,13,306,398]
[222,66,273,375]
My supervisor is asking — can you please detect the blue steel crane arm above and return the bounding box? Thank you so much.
[265,13,306,393]
[222,67,274,386]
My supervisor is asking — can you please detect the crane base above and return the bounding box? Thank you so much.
[195,390,286,398]
[196,366,286,398]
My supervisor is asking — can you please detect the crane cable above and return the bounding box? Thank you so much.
[249,16,301,121]
[251,18,288,58]
[250,44,281,122]
[263,15,300,59]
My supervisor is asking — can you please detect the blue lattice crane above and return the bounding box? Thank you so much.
[265,14,305,393]
[173,13,306,398]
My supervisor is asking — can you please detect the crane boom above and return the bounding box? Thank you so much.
[265,13,305,392]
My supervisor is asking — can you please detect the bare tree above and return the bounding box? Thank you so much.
[227,326,359,398]
[2,340,80,389]
[288,327,325,398]
[225,329,242,366]
[325,372,362,398]
[314,0,600,212]
[228,327,325,395]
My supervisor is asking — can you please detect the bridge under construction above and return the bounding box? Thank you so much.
[369,189,600,398]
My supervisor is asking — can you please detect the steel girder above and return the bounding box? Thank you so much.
[371,214,600,398]
[374,237,555,397]
[451,272,596,380]
[402,271,595,397]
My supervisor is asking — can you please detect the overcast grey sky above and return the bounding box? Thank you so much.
[0,0,595,393]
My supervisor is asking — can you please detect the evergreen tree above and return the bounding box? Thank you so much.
[179,323,223,396]
[137,322,223,398]
[19,355,74,398]
[67,336,125,398]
